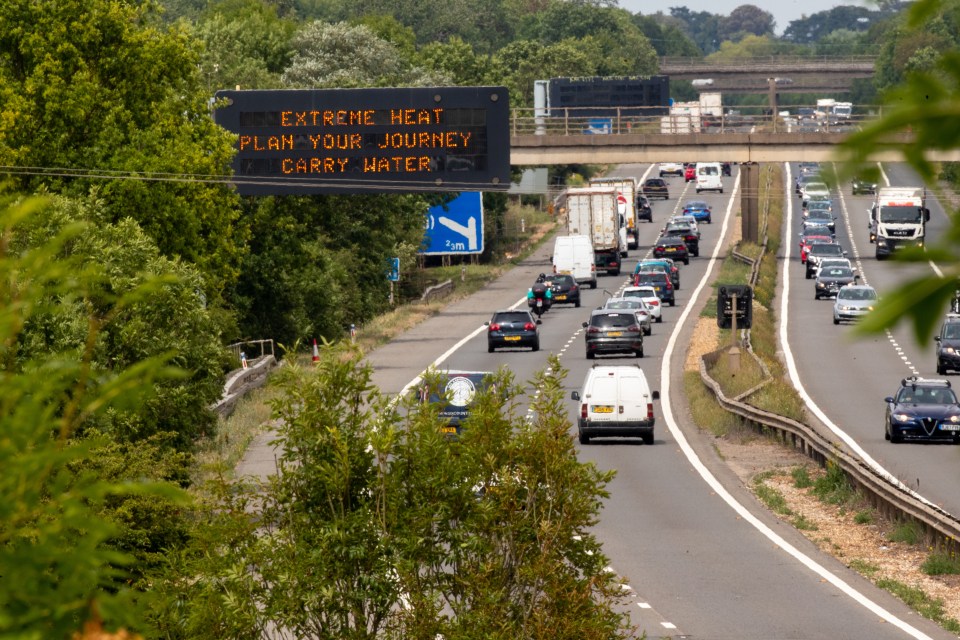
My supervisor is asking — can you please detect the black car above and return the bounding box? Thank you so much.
[637,259,680,289]
[802,209,836,234]
[634,271,675,306]
[546,273,581,307]
[721,162,732,176]
[636,194,653,222]
[936,316,960,374]
[642,178,669,200]
[485,310,540,352]
[805,243,846,279]
[662,222,700,258]
[814,266,858,299]
[884,376,960,443]
[653,235,690,265]
[583,310,644,359]
[852,175,878,195]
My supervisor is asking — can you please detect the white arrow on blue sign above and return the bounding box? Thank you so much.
[422,192,484,255]
[386,257,400,282]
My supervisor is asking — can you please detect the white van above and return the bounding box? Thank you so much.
[552,235,597,289]
[570,364,659,444]
[696,162,723,194]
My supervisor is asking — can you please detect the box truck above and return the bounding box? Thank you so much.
[565,186,624,276]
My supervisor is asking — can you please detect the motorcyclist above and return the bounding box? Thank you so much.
[527,273,553,316]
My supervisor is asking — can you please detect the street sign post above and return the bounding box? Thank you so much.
[422,192,484,255]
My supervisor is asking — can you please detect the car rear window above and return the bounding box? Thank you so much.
[592,313,634,328]
[494,312,531,324]
[637,273,667,284]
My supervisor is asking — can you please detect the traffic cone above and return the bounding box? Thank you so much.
[311,338,320,363]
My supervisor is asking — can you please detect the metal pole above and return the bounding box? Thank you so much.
[728,294,740,372]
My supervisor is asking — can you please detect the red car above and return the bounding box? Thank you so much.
[799,235,833,263]
[684,164,696,182]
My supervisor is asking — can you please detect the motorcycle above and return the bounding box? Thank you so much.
[528,287,552,318]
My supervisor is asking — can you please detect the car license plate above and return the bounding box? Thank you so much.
[555,294,567,300]
[441,425,457,434]
[536,300,543,307]
[606,331,623,337]
[939,424,960,431]
[592,406,614,414]
[504,335,521,341]
[665,247,676,252]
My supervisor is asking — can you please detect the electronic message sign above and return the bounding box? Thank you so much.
[213,87,511,195]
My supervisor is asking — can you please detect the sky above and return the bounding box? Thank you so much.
[617,0,873,35]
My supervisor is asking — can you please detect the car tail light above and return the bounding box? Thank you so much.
[591,264,596,273]
[489,323,500,331]
[648,298,660,306]
[523,322,536,330]
[647,403,654,420]
[686,234,696,241]
[586,326,601,334]
[571,285,579,292]
[581,404,588,419]
[628,324,641,333]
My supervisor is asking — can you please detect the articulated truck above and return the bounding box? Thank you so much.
[869,186,929,260]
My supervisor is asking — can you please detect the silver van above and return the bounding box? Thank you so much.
[570,364,660,444]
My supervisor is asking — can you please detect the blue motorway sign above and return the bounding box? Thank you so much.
[422,192,484,255]
[386,257,400,282]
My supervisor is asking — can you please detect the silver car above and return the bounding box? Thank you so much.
[622,285,663,323]
[602,297,653,335]
[833,284,878,324]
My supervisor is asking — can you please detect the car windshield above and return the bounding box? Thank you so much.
[822,268,854,278]
[605,299,642,309]
[838,287,877,301]
[897,386,957,404]
[942,323,960,339]
[811,244,844,256]
[807,202,831,212]
[685,201,709,210]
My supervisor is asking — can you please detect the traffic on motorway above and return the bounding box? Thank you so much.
[388,160,956,639]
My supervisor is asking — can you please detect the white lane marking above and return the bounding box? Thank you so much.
[661,622,678,630]
[778,162,936,639]
[637,602,652,609]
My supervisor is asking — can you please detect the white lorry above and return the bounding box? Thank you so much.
[868,186,929,259]
[589,176,638,251]
[565,186,624,276]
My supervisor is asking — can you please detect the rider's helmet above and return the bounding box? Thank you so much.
[537,273,546,282]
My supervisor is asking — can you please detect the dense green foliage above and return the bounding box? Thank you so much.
[146,350,632,639]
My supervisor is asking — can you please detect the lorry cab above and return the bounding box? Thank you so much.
[695,162,723,194]
[868,187,929,258]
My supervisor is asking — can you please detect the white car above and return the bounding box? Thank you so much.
[602,297,653,335]
[621,286,663,323]
[659,162,684,177]
[814,257,852,277]
[801,181,831,205]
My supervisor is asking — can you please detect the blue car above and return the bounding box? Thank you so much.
[884,376,960,444]
[682,200,712,224]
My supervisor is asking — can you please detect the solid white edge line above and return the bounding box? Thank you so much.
[777,162,933,639]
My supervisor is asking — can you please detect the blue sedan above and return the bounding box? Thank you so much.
[682,200,712,224]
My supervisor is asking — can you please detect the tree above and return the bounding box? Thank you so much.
[0,0,247,302]
[782,5,878,44]
[836,0,960,342]
[0,194,187,638]
[669,7,722,54]
[421,37,491,86]
[632,14,702,56]
[491,39,601,107]
[148,351,634,638]
[718,4,776,42]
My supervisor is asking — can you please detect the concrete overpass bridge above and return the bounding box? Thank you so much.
[659,56,877,94]
[507,111,960,165]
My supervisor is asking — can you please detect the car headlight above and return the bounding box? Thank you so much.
[894,413,912,422]
[817,282,826,288]
[950,415,960,423]
[944,347,956,355]
[838,304,851,311]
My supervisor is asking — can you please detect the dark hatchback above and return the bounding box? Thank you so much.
[546,273,581,307]
[936,316,960,374]
[814,266,858,299]
[634,271,675,306]
[662,223,700,258]
[642,178,669,200]
[637,259,680,289]
[885,376,960,443]
[803,210,836,234]
[486,310,540,352]
[653,235,690,264]
[583,310,645,359]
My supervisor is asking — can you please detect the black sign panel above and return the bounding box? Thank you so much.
[213,87,511,195]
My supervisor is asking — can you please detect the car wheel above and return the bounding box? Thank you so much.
[656,316,663,323]
[669,300,676,307]
[636,348,644,358]
[643,433,654,445]
[579,430,590,445]
[720,189,723,194]
[645,326,652,336]
[575,299,581,308]
[683,258,690,265]
[586,350,595,360]
[590,280,597,289]
[884,425,891,441]
[805,270,812,280]
[488,343,495,353]
[937,361,946,375]
[890,430,903,443]
[815,293,820,300]
[696,188,701,194]
[833,316,840,325]
[531,339,540,352]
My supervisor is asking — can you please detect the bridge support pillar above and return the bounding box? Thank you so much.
[741,162,760,243]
